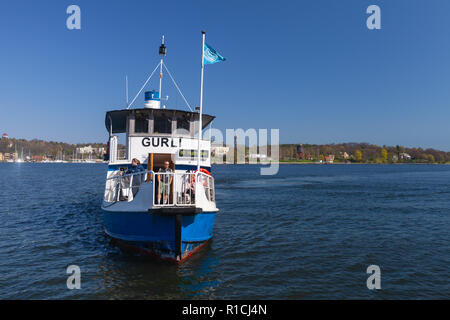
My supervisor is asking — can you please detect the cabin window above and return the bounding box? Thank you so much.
[116,132,128,160]
[179,149,209,160]
[135,114,149,133]
[177,116,190,132]
[154,115,171,134]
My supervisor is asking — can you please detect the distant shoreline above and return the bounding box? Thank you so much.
[277,162,448,165]
[1,161,448,166]
[212,162,449,165]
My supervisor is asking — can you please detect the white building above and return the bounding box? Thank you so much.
[249,154,268,160]
[399,152,411,160]
[76,145,105,155]
[211,146,230,155]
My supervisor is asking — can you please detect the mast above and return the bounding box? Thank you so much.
[159,35,166,104]
[197,30,206,172]
[127,36,167,110]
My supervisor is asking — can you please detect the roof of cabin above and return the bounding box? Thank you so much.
[105,108,215,133]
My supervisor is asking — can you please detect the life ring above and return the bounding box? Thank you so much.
[193,168,211,183]
[194,168,211,176]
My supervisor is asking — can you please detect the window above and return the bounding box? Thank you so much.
[179,149,209,160]
[116,132,128,160]
[135,114,148,133]
[177,116,190,132]
[154,115,171,134]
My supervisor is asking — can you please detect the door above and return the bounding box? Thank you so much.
[151,153,175,204]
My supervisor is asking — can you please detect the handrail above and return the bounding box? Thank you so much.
[106,169,154,181]
[154,172,194,207]
[103,169,215,206]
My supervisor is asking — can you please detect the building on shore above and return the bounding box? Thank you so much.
[392,153,412,161]
[211,145,230,156]
[76,145,105,155]
[325,154,335,164]
[1,152,17,161]
[400,152,411,160]
[2,133,8,139]
[32,155,45,162]
[211,145,230,164]
[248,153,270,162]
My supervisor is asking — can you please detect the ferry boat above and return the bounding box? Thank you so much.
[101,35,219,262]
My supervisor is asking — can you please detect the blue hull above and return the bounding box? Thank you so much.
[103,210,216,261]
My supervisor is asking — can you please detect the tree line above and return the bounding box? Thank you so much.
[0,138,106,160]
[279,143,450,163]
[2,137,449,163]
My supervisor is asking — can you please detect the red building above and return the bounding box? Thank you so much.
[32,155,44,162]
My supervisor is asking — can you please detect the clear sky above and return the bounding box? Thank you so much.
[1,1,450,150]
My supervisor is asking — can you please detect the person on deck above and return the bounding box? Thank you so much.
[120,158,145,199]
[183,170,195,204]
[126,158,144,175]
[157,161,173,204]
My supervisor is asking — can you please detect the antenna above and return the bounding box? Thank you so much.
[159,35,166,104]
[128,35,191,110]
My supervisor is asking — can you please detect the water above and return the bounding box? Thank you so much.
[0,163,448,299]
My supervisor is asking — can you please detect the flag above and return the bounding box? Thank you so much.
[203,43,226,65]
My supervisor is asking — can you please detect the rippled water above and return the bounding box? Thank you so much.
[0,163,448,299]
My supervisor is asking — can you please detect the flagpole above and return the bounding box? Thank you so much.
[197,30,206,172]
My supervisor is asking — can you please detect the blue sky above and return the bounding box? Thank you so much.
[1,1,450,150]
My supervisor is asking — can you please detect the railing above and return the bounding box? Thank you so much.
[103,170,215,207]
[198,171,215,202]
[154,172,193,207]
[104,170,150,203]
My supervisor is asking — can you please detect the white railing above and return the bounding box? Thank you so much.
[198,171,215,202]
[103,170,215,207]
[104,170,150,203]
[154,172,193,207]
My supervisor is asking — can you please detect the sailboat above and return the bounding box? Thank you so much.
[15,146,24,163]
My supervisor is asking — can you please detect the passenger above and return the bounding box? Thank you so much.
[122,158,145,198]
[183,170,195,204]
[126,158,144,175]
[157,161,173,204]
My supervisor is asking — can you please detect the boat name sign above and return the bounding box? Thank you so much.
[130,136,209,160]
[142,137,179,148]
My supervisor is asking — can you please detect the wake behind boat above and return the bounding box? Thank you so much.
[101,33,224,262]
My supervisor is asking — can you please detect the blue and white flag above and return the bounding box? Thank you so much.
[203,43,226,65]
